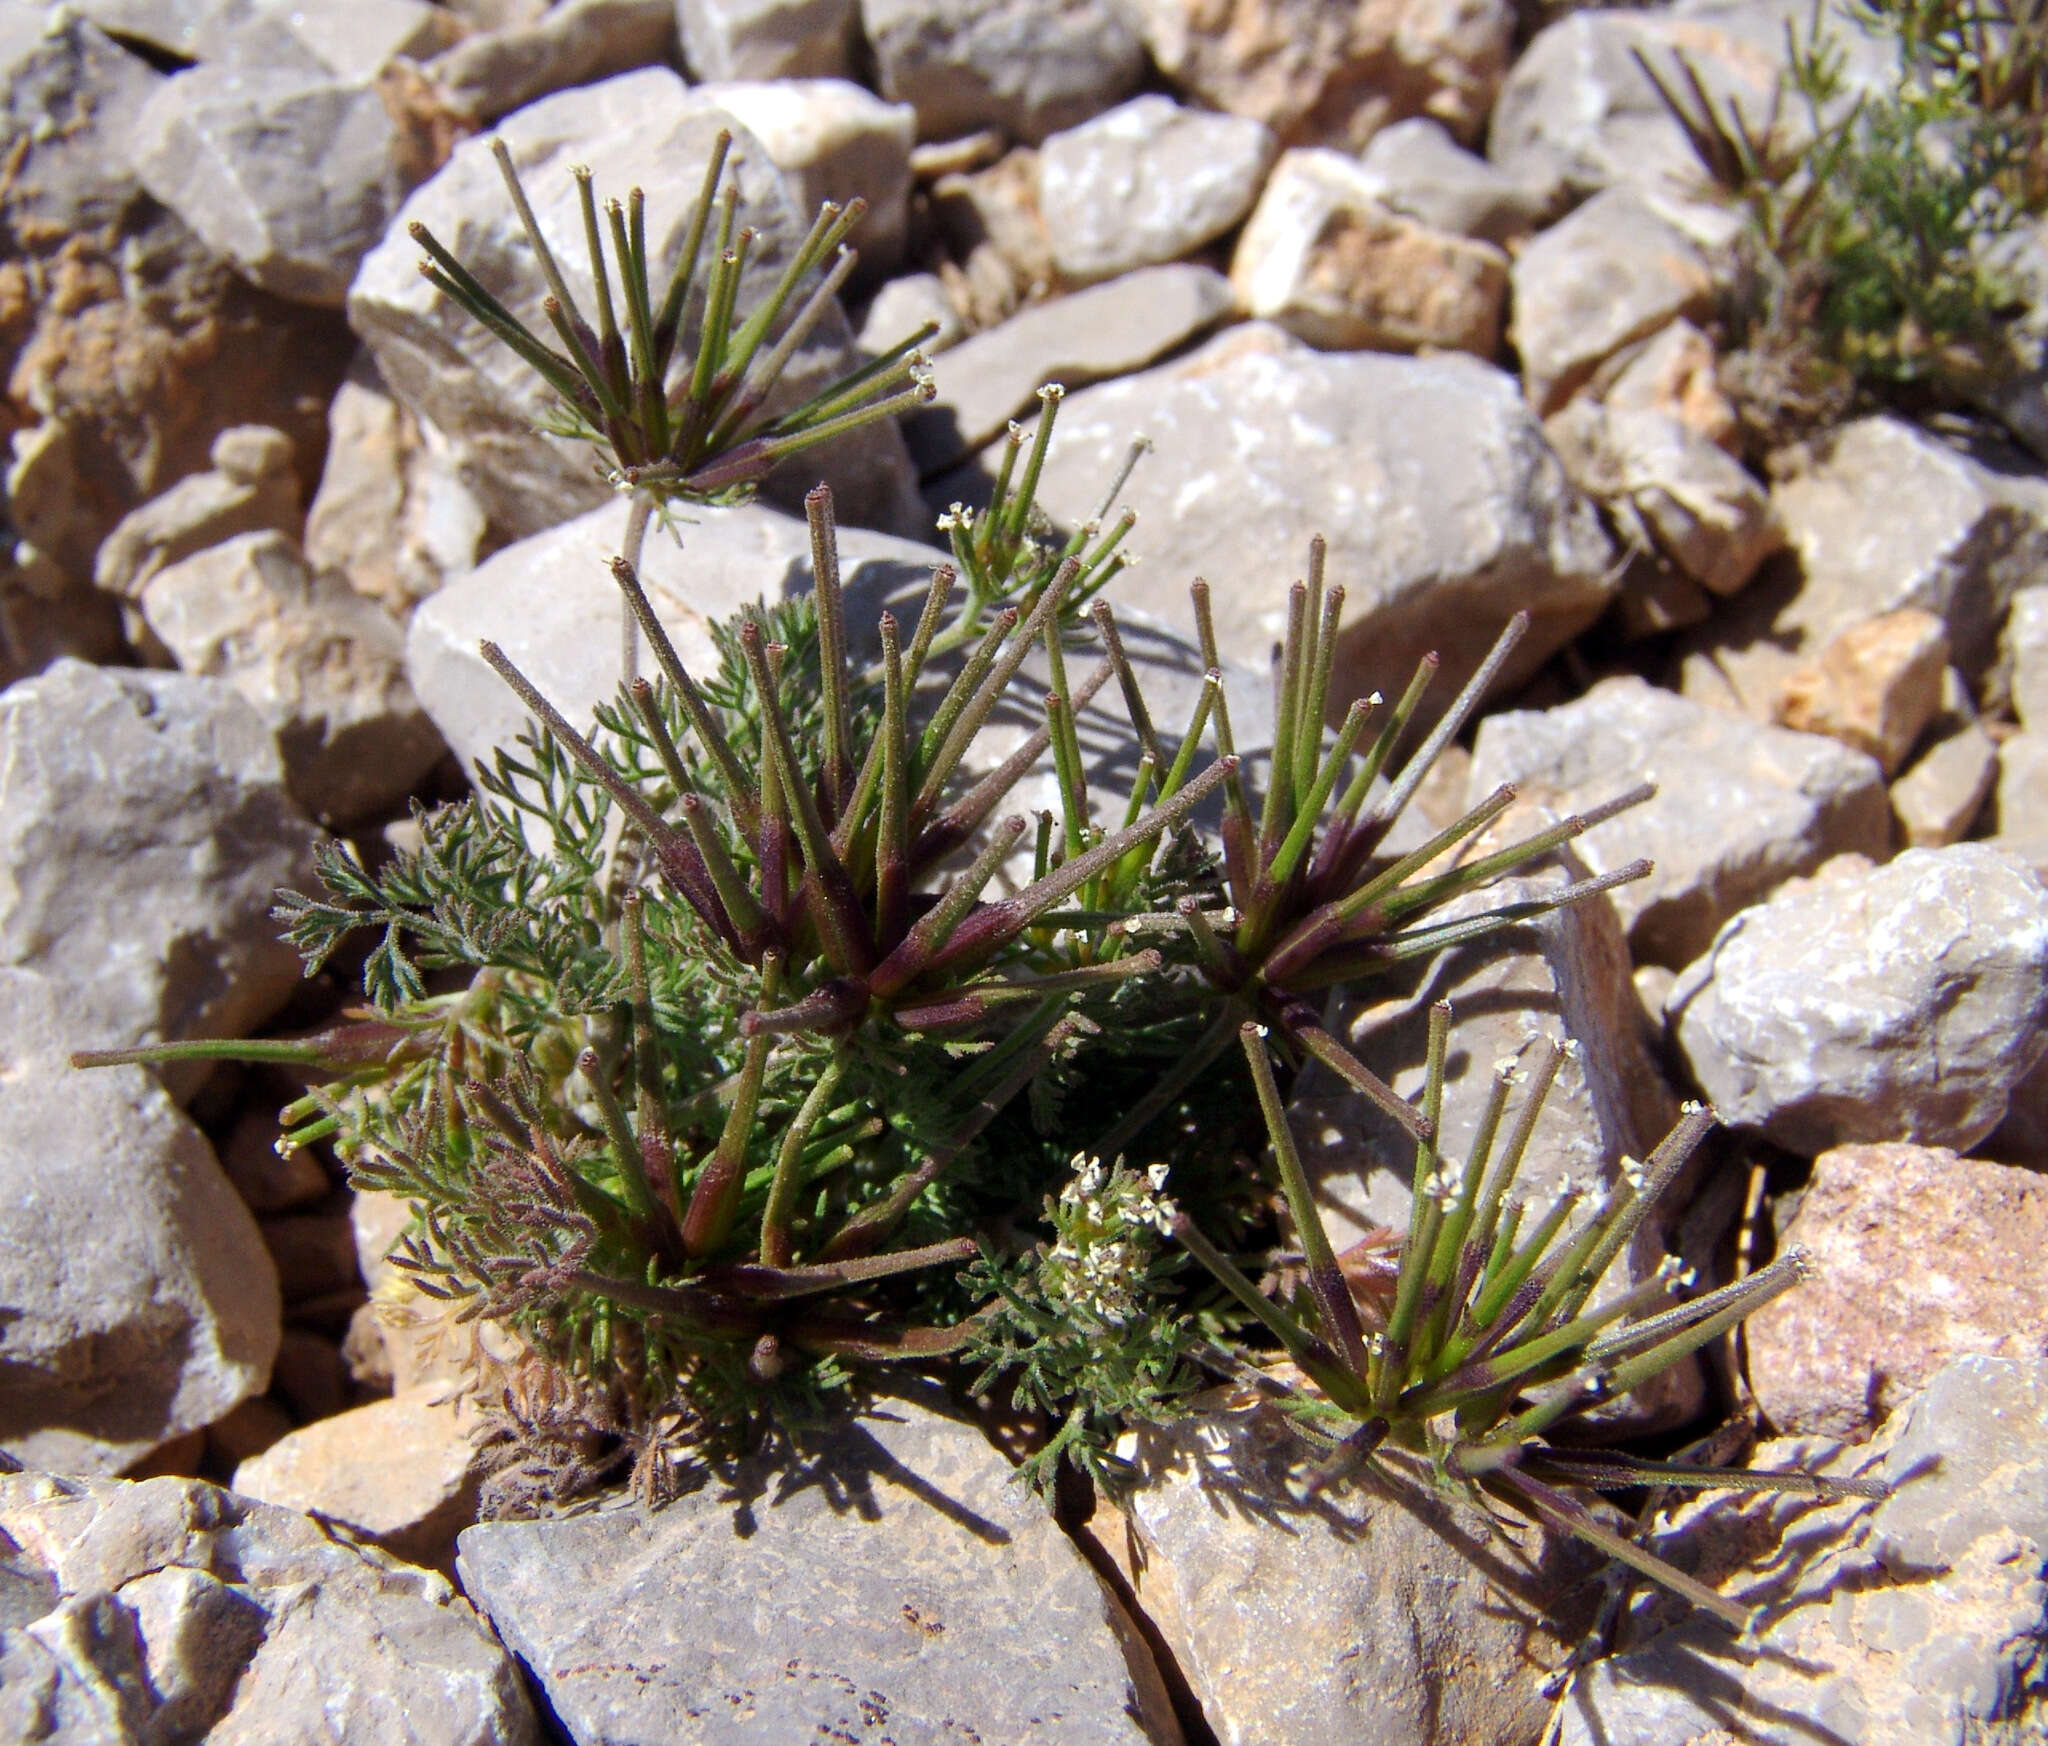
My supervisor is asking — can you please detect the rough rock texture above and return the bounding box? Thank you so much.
[1468,675,1891,969]
[1774,606,1950,776]
[1355,114,1553,244]
[858,270,962,356]
[73,0,455,76]
[952,322,1614,729]
[1553,1355,2048,1746]
[131,63,420,308]
[0,661,318,1077]
[1230,147,1508,356]
[1670,846,2048,1155]
[1133,0,1516,151]
[1122,1406,1599,1746]
[0,1014,280,1477]
[925,143,1053,328]
[680,0,856,82]
[427,0,678,124]
[908,264,1234,474]
[93,424,302,605]
[0,1471,541,1744]
[349,69,921,545]
[1597,316,1740,447]
[456,1386,1181,1744]
[861,0,1145,145]
[1747,1143,2048,1442]
[1510,186,1715,413]
[1890,720,1997,847]
[1038,95,1278,285]
[2006,584,2048,728]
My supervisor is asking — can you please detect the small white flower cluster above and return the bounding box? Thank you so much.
[1039,1154,1178,1328]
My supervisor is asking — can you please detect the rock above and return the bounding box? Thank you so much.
[137,531,445,824]
[944,322,1614,727]
[1772,607,1950,776]
[0,661,319,1081]
[234,1388,485,1569]
[0,545,123,687]
[0,1470,542,1744]
[1890,721,1997,847]
[2004,584,2048,728]
[92,424,302,604]
[261,1211,364,1307]
[679,0,855,81]
[861,0,1144,147]
[1121,1405,1597,1746]
[926,144,1053,328]
[696,79,916,277]
[1510,187,1715,414]
[1468,675,1891,969]
[858,271,963,356]
[1670,846,2048,1155]
[131,64,422,309]
[1596,317,1740,449]
[1037,95,1278,286]
[456,1384,1180,1745]
[0,1035,280,1477]
[1553,1355,2048,1746]
[1610,550,1713,640]
[426,0,677,124]
[1134,0,1515,151]
[350,69,922,545]
[1747,1144,2048,1442]
[1354,115,1553,245]
[74,0,456,76]
[217,1110,332,1213]
[1230,147,1508,357]
[907,264,1235,475]
[1995,728,2048,838]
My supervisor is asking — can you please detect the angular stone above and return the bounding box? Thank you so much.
[947,322,1614,727]
[1038,94,1278,285]
[1354,114,1553,246]
[1122,1406,1598,1746]
[1597,317,1740,449]
[862,0,1144,146]
[908,264,1234,474]
[0,1471,542,1744]
[74,0,455,76]
[350,69,920,544]
[1773,607,1950,776]
[1468,675,1891,969]
[1671,846,2048,1155]
[426,0,677,124]
[1230,147,1507,356]
[925,145,1053,328]
[1995,727,2048,838]
[1890,721,1997,847]
[857,271,962,357]
[138,531,445,825]
[131,64,420,309]
[1554,1355,2048,1746]
[0,1036,280,1478]
[1134,0,1514,151]
[2005,584,2048,729]
[679,0,855,81]
[456,1386,1179,1745]
[1510,187,1715,414]
[93,424,301,605]
[1748,1144,2048,1442]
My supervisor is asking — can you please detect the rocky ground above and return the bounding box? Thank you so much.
[1,0,2046,1741]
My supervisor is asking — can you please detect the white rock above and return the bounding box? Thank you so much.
[678,0,854,81]
[1889,721,1997,847]
[2004,584,2048,729]
[857,270,962,356]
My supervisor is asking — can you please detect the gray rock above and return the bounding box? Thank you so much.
[1553,1354,2048,1746]
[426,0,677,124]
[941,321,1615,729]
[1355,115,1554,246]
[456,1386,1180,1745]
[131,64,420,309]
[1038,95,1278,286]
[1996,727,2048,838]
[74,0,454,75]
[1121,1405,1598,1746]
[678,0,855,81]
[858,271,963,356]
[1230,147,1508,357]
[1469,674,1891,969]
[0,1010,280,1477]
[349,69,922,545]
[138,531,445,825]
[1890,720,1997,847]
[0,8,160,249]
[1670,845,2048,1155]
[908,263,1235,475]
[862,0,1144,146]
[0,661,318,1083]
[93,424,301,603]
[2004,584,2048,729]
[0,1470,541,1743]
[1510,187,1716,414]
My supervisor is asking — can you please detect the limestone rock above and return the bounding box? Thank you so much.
[858,271,963,356]
[0,1471,541,1744]
[1354,114,1553,245]
[1748,1144,2048,1442]
[1510,187,1715,414]
[137,531,443,824]
[1890,721,1997,847]
[1597,317,1740,449]
[862,0,1144,146]
[1995,727,2048,839]
[1468,675,1891,969]
[1230,147,1508,356]
[74,0,456,77]
[908,264,1234,474]
[926,145,1054,328]
[426,0,677,124]
[2004,584,2048,728]
[1670,846,2048,1155]
[679,0,856,81]
[93,424,301,605]
[456,1385,1180,1744]
[1038,95,1278,286]
[1773,607,1949,776]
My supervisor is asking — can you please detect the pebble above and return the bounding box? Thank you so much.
[1354,115,1554,246]
[679,0,856,81]
[1889,721,1997,847]
[1773,607,1950,776]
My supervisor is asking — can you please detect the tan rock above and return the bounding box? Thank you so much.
[927,145,1051,331]
[92,424,301,602]
[1890,721,1997,847]
[1774,608,1949,776]
[1596,317,1738,450]
[1747,1144,2048,1441]
[1995,726,2048,836]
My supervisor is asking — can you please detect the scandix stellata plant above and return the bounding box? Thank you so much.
[76,139,1882,1628]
